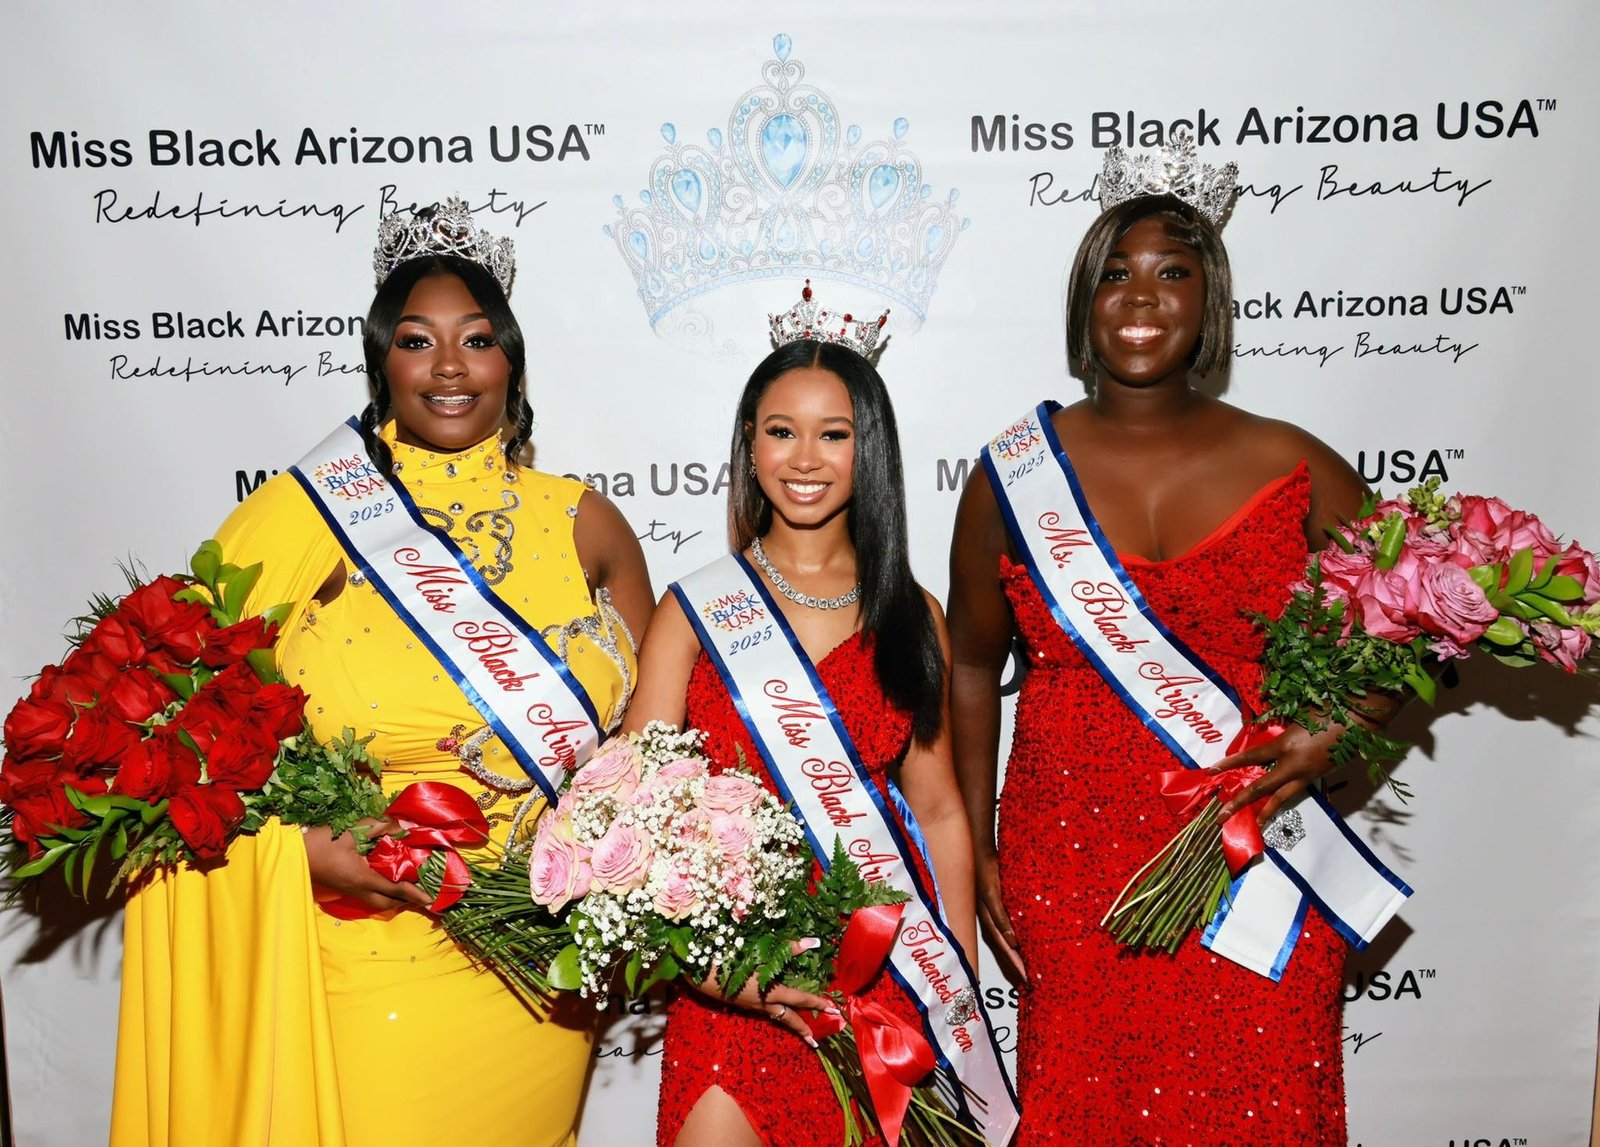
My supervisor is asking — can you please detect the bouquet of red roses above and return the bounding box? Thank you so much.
[1103,480,1600,951]
[0,542,389,893]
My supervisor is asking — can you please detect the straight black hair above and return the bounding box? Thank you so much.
[359,254,531,479]
[729,339,944,743]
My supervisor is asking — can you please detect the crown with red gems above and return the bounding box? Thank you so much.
[768,280,889,357]
[1098,127,1239,225]
[373,195,516,294]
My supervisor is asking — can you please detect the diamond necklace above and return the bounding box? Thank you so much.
[750,536,861,611]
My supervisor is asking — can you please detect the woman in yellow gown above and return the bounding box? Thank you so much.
[110,204,654,1146]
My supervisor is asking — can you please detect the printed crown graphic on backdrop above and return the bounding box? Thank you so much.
[605,32,968,362]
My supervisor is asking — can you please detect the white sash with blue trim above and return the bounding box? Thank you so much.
[983,401,1411,980]
[289,419,602,800]
[673,555,1020,1146]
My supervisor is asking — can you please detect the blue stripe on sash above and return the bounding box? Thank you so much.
[288,417,600,798]
[1263,793,1414,950]
[673,555,1022,1123]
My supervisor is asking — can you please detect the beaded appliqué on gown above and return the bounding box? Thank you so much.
[418,489,520,585]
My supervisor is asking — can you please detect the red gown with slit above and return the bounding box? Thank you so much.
[655,633,934,1147]
[998,462,1348,1146]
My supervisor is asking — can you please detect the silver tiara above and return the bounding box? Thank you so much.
[1098,128,1239,225]
[769,281,888,357]
[372,196,516,294]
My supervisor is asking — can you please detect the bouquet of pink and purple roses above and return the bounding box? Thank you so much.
[1257,480,1600,779]
[1104,479,1600,951]
[1314,483,1598,671]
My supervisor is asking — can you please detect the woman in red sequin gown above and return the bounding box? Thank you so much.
[948,186,1386,1144]
[626,328,979,1146]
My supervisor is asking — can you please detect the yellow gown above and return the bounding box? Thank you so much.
[110,428,635,1147]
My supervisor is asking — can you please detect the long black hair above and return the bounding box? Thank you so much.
[1065,193,1234,378]
[729,339,944,743]
[359,254,531,479]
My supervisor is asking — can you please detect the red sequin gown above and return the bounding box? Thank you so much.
[998,463,1348,1147]
[657,633,933,1147]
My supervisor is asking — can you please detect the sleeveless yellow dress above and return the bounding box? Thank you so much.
[110,428,635,1147]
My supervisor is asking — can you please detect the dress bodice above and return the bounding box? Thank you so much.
[1002,461,1313,701]
[215,426,636,833]
[685,630,912,792]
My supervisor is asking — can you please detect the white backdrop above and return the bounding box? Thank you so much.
[2,3,1597,1144]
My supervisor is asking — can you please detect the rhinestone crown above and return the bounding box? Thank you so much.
[373,196,516,294]
[769,280,887,358]
[1098,128,1239,225]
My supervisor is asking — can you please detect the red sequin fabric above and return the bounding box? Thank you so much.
[998,462,1349,1146]
[656,633,932,1146]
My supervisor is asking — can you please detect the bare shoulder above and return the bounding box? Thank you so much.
[572,484,649,575]
[647,585,691,632]
[1232,411,1357,479]
[573,484,637,544]
[572,485,655,636]
[1234,411,1367,527]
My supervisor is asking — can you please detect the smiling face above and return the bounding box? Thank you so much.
[383,272,511,452]
[1088,215,1206,387]
[749,365,856,531]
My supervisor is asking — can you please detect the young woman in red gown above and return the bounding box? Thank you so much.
[947,168,1391,1143]
[625,332,979,1146]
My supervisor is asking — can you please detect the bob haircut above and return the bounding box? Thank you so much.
[1065,194,1233,378]
[358,254,532,479]
[727,338,944,743]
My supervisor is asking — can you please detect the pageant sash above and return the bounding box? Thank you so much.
[673,556,1020,1146]
[982,401,1411,979]
[288,419,602,800]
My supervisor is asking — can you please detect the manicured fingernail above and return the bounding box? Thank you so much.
[804,1035,818,1048]
[825,1004,842,1016]
[798,937,821,951]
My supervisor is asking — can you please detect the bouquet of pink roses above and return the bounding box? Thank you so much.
[515,722,974,1146]
[1103,480,1600,952]
[529,724,816,997]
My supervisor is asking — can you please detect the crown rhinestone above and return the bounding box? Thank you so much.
[769,280,888,357]
[373,195,516,294]
[1097,128,1239,226]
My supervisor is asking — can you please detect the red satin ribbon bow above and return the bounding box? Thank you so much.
[1157,721,1285,874]
[801,902,938,1146]
[319,781,490,919]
